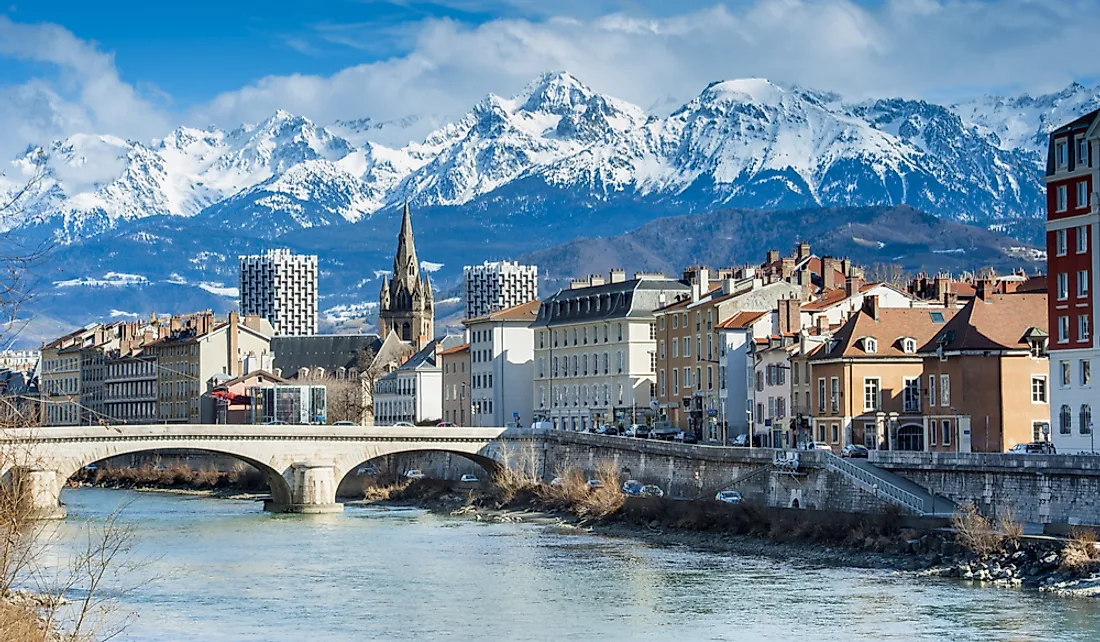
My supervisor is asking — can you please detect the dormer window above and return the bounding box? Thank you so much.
[862,337,877,354]
[1056,139,1068,168]
[901,338,917,354]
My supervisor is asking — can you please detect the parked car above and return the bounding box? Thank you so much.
[841,444,870,459]
[459,474,480,483]
[393,421,415,427]
[603,426,622,436]
[801,441,832,452]
[437,421,457,427]
[531,421,554,431]
[1009,442,1057,455]
[715,490,743,504]
[332,421,357,426]
[404,469,426,479]
[586,479,605,489]
[674,431,700,444]
[731,434,750,447]
[625,424,650,438]
[621,480,643,496]
[640,485,664,498]
[650,423,679,440]
[264,420,288,425]
[356,465,379,476]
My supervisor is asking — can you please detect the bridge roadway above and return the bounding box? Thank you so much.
[0,424,538,518]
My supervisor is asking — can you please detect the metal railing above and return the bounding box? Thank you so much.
[822,451,927,514]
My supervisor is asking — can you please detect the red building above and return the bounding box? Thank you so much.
[1046,110,1099,453]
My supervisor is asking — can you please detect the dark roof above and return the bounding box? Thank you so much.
[531,278,690,328]
[1046,108,1100,176]
[271,334,382,374]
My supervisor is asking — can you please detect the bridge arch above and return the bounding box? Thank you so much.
[335,448,504,492]
[54,447,294,509]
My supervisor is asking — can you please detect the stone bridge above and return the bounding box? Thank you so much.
[0,425,543,518]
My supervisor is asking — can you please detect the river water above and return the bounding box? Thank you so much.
[38,488,1100,641]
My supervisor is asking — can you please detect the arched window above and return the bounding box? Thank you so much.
[572,355,578,377]
[582,354,589,376]
[863,338,877,353]
[1081,405,1093,435]
[902,338,916,354]
[1060,404,1073,434]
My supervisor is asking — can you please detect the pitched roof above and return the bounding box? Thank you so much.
[813,306,958,360]
[271,334,383,374]
[214,369,287,388]
[931,293,1048,352]
[465,299,540,325]
[437,343,470,357]
[716,310,768,329]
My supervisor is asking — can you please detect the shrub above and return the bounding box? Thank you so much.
[1062,528,1099,571]
[952,503,1003,558]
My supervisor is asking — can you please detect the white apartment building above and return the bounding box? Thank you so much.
[463,261,539,320]
[718,311,777,444]
[103,354,157,424]
[465,300,538,428]
[531,271,690,431]
[374,338,460,426]
[239,249,319,336]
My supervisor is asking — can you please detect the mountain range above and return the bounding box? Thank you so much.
[0,71,1091,346]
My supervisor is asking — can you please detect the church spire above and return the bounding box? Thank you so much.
[394,201,419,290]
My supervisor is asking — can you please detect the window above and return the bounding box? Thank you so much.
[941,420,952,446]
[756,371,764,392]
[672,339,678,358]
[1057,140,1068,167]
[672,314,678,329]
[1082,405,1093,435]
[617,351,624,374]
[863,378,880,412]
[1083,360,1092,387]
[684,337,691,358]
[1057,185,1068,212]
[901,338,916,354]
[1062,361,1072,386]
[1060,404,1072,434]
[757,403,764,425]
[793,363,800,385]
[659,316,665,331]
[707,366,713,390]
[778,365,785,385]
[1059,316,1070,343]
[684,367,692,389]
[1079,181,1090,209]
[1080,138,1091,167]
[817,378,826,413]
[768,397,775,420]
[603,352,609,375]
[829,377,839,413]
[863,338,877,353]
[583,327,588,345]
[1034,421,1048,443]
[538,358,545,378]
[1031,376,1047,403]
[928,375,937,408]
[659,340,665,360]
[1079,225,1090,254]
[929,420,937,446]
[1057,273,1069,300]
[696,367,701,391]
[830,424,839,444]
[617,323,623,342]
[1056,228,1068,256]
[673,369,679,394]
[1079,271,1090,298]
[696,311,701,331]
[659,369,665,396]
[903,377,920,412]
[1080,315,1091,343]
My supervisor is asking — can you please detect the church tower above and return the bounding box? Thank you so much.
[378,203,434,350]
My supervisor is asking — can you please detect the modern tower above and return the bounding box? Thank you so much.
[238,249,318,336]
[379,203,434,350]
[463,261,539,319]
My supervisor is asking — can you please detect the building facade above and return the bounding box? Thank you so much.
[465,300,538,428]
[1046,111,1100,453]
[439,343,470,425]
[463,261,539,320]
[379,203,434,350]
[239,249,318,336]
[103,354,157,424]
[373,339,452,426]
[531,271,690,431]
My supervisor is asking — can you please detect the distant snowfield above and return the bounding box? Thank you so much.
[420,261,443,273]
[54,272,148,288]
[198,282,239,297]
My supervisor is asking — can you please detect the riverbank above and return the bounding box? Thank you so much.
[70,464,268,498]
[0,590,64,642]
[358,479,1100,596]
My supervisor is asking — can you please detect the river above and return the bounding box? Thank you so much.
[35,488,1100,641]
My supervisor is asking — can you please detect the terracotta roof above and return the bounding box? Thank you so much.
[1017,275,1047,294]
[716,310,768,329]
[800,282,893,311]
[931,293,1048,352]
[814,306,958,360]
[437,343,470,357]
[465,299,541,325]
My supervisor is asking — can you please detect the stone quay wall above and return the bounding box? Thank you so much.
[869,451,1100,526]
[542,433,895,514]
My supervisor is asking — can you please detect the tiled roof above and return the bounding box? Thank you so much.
[716,310,768,329]
[465,299,540,324]
[437,343,469,357]
[271,334,383,374]
[932,293,1047,352]
[814,306,958,360]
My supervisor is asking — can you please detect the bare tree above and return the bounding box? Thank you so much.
[865,262,908,288]
[357,346,383,426]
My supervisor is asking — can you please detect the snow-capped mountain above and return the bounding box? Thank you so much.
[2,70,1094,340]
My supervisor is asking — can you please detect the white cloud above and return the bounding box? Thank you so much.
[5,1,1100,159]
[189,0,1100,139]
[0,16,170,160]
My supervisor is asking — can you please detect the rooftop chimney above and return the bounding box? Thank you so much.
[228,312,240,377]
[815,315,829,335]
[796,242,811,262]
[777,296,802,335]
[862,295,880,321]
[766,250,780,265]
[609,269,626,284]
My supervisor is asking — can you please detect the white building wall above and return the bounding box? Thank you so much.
[239,249,318,336]
[463,261,538,320]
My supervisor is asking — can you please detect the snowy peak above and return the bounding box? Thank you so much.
[952,82,1100,153]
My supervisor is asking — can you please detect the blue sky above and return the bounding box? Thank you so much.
[3,0,1100,158]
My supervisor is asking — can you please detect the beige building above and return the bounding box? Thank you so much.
[439,343,470,425]
[531,270,690,431]
[143,313,273,424]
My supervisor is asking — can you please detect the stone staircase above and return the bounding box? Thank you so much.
[823,452,956,516]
